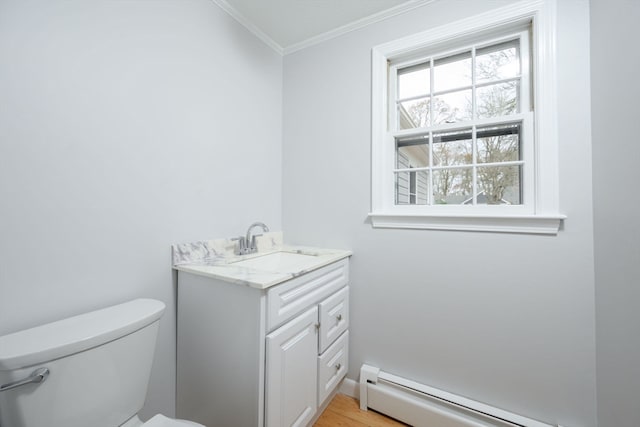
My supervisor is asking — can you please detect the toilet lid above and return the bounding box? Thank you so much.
[143,414,204,427]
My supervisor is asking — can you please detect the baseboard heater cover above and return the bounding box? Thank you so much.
[359,364,561,427]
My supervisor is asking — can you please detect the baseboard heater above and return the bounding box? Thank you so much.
[359,364,560,427]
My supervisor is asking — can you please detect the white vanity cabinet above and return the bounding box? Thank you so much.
[176,257,350,427]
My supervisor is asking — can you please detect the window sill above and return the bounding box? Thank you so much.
[368,212,566,235]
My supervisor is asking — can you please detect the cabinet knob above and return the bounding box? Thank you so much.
[335,363,341,370]
[336,314,343,322]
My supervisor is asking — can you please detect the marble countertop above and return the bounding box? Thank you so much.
[172,232,352,289]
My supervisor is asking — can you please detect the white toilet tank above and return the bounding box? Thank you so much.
[0,299,166,427]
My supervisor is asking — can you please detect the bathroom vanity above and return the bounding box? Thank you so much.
[172,234,351,427]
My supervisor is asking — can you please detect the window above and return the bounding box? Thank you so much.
[393,33,529,207]
[369,0,564,234]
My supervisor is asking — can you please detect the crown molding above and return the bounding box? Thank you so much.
[209,0,284,55]
[210,0,436,56]
[283,0,436,55]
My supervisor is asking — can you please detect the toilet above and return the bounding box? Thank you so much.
[0,299,204,427]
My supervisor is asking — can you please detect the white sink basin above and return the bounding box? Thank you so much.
[230,251,320,273]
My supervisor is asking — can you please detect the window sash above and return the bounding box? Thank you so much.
[389,30,530,133]
[387,29,531,209]
[390,115,532,207]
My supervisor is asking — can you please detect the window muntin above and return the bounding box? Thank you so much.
[390,30,530,207]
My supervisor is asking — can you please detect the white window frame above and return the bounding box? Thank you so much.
[369,0,565,234]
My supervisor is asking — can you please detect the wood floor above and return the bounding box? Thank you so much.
[314,394,408,427]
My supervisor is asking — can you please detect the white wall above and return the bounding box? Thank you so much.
[591,1,640,426]
[0,0,282,419]
[282,1,596,426]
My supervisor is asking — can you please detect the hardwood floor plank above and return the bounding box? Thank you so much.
[314,410,369,427]
[314,394,408,427]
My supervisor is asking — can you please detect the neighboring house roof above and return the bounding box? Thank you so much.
[398,104,416,129]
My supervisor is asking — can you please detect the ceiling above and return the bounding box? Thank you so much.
[215,0,433,54]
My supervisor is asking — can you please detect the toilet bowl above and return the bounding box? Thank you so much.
[0,299,204,427]
[124,414,203,427]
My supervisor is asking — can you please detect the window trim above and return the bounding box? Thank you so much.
[369,0,565,234]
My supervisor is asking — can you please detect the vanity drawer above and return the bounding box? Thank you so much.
[318,286,349,354]
[317,331,349,406]
[266,258,349,331]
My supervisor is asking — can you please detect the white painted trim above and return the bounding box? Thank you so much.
[283,0,437,55]
[208,0,284,55]
[339,377,359,399]
[530,0,559,215]
[370,0,563,231]
[373,0,549,57]
[369,212,565,235]
[371,47,390,213]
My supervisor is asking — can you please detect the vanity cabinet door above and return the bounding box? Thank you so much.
[266,306,318,427]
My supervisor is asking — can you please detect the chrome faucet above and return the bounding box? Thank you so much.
[233,222,269,255]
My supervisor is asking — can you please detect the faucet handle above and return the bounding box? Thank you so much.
[250,234,263,251]
[231,236,247,255]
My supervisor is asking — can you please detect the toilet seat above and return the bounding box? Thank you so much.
[143,414,204,427]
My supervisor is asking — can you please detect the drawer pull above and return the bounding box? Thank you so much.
[335,363,341,370]
[336,314,342,322]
